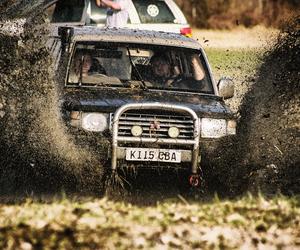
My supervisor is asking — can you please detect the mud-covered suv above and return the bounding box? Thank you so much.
[50,27,236,187]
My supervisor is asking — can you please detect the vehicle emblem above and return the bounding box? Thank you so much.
[149,120,160,137]
[150,120,160,130]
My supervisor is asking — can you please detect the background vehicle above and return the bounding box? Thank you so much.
[44,0,192,36]
[50,27,235,188]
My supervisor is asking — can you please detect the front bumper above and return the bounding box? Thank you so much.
[111,103,200,174]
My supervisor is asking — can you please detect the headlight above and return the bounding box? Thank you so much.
[82,113,109,132]
[201,118,226,138]
[201,118,236,138]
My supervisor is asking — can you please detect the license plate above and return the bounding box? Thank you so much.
[125,148,181,163]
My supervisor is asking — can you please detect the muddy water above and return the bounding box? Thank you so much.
[0,4,103,195]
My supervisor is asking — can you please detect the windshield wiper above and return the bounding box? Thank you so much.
[126,47,148,91]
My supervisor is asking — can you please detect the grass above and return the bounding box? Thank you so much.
[0,194,299,249]
[205,48,262,80]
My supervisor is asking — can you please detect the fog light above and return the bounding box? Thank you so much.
[131,125,143,137]
[168,127,180,138]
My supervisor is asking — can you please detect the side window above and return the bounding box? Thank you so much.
[132,0,176,23]
[44,0,85,23]
[68,45,132,84]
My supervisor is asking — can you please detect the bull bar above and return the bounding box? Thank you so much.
[111,103,201,174]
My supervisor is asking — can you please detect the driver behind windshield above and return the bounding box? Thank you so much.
[147,53,206,89]
[69,51,93,83]
[149,54,179,86]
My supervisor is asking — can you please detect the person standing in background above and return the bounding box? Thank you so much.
[95,0,130,28]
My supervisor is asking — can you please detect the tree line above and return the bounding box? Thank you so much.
[175,0,299,29]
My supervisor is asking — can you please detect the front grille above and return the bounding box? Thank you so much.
[116,112,194,139]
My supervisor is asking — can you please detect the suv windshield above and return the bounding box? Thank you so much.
[67,42,213,94]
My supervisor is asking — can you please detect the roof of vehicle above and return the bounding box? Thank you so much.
[71,27,201,50]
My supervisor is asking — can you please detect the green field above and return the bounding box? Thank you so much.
[206,48,262,80]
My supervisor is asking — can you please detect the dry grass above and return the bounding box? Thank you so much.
[0,195,299,249]
[193,25,279,49]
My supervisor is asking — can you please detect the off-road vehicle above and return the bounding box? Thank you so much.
[49,26,236,188]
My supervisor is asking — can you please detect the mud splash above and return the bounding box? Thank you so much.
[0,0,47,20]
[210,15,300,196]
[241,15,300,195]
[0,4,104,195]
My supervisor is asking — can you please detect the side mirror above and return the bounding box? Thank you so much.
[217,77,234,99]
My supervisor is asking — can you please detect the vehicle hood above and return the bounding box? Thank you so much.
[62,87,234,118]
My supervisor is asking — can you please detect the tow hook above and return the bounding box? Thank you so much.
[189,174,200,187]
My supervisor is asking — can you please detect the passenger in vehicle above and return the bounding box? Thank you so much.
[69,51,107,84]
[69,52,93,83]
[95,0,130,28]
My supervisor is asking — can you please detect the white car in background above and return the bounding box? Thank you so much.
[44,0,192,36]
